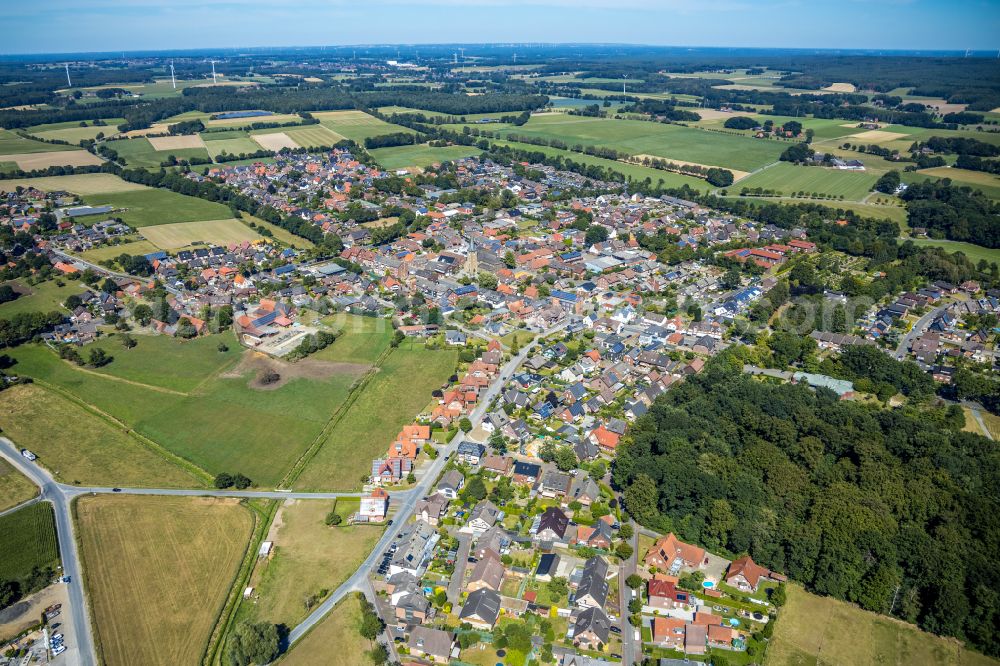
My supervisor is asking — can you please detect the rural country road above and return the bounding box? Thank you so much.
[285,318,567,647]
[0,437,96,666]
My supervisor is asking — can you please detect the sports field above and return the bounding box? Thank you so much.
[76,495,253,666]
[82,188,232,227]
[0,173,147,195]
[497,113,787,172]
[766,584,997,666]
[240,499,383,628]
[0,383,205,487]
[0,502,59,589]
[0,279,85,317]
[736,163,878,200]
[294,345,457,491]
[369,143,482,170]
[0,128,79,155]
[277,595,377,666]
[0,458,37,512]
[313,110,416,143]
[137,218,263,249]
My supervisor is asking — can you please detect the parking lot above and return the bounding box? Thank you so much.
[0,584,79,666]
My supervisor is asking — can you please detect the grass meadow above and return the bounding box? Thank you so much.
[104,137,211,169]
[0,503,59,587]
[277,594,377,666]
[0,128,78,155]
[0,458,38,512]
[736,163,878,200]
[238,499,383,628]
[0,383,206,487]
[369,143,482,170]
[766,584,997,666]
[294,344,457,491]
[76,495,253,666]
[137,218,263,249]
[0,279,86,317]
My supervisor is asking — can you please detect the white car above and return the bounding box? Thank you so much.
[52,645,66,655]
[20,449,36,461]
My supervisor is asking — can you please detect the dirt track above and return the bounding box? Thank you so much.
[222,351,370,391]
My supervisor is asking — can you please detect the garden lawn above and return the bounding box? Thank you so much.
[82,188,232,227]
[0,458,38,512]
[0,503,59,587]
[0,383,205,487]
[766,584,997,666]
[369,143,482,170]
[294,345,457,491]
[76,495,253,666]
[277,595,376,666]
[240,499,383,628]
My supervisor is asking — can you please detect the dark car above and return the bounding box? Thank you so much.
[609,625,621,634]
[112,488,122,492]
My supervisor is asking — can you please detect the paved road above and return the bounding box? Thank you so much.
[0,438,96,666]
[448,532,473,604]
[60,486,372,500]
[286,318,566,646]
[894,302,951,359]
[617,519,639,666]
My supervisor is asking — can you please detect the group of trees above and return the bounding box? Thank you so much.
[901,179,1000,248]
[0,311,64,348]
[213,472,252,489]
[286,330,340,361]
[616,355,999,656]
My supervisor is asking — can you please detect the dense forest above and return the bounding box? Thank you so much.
[615,354,1000,657]
[901,180,1000,248]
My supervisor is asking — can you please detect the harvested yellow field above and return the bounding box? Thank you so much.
[205,113,301,127]
[147,134,206,151]
[278,595,376,666]
[823,82,857,92]
[695,108,737,120]
[0,150,103,170]
[138,218,262,249]
[77,495,254,666]
[850,129,910,143]
[0,173,148,195]
[252,132,299,151]
[122,124,170,138]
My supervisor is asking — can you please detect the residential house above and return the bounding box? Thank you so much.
[358,488,389,522]
[437,469,465,499]
[571,606,611,651]
[467,551,506,593]
[407,626,454,663]
[536,507,570,542]
[456,441,486,466]
[459,588,501,629]
[725,555,777,593]
[647,578,691,610]
[644,533,706,573]
[462,500,502,536]
[574,556,609,609]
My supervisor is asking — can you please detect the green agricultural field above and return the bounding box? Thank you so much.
[27,119,124,144]
[284,125,345,148]
[766,584,997,666]
[82,188,232,227]
[0,279,85,317]
[104,137,211,169]
[244,214,314,248]
[7,338,368,487]
[0,502,59,588]
[0,458,38,513]
[203,137,262,159]
[200,129,252,141]
[0,128,78,154]
[313,110,416,143]
[0,383,205,487]
[735,163,878,200]
[497,114,786,172]
[493,139,711,191]
[294,345,457,491]
[369,143,482,170]
[724,196,907,225]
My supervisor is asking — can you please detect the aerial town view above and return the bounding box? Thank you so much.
[0,2,998,666]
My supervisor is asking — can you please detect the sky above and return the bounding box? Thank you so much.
[2,0,999,55]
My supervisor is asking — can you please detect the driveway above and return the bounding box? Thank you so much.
[448,532,473,603]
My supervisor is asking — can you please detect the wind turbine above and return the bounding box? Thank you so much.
[64,63,72,87]
[622,74,628,96]
[169,60,176,89]
[211,60,218,84]
[459,47,465,62]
